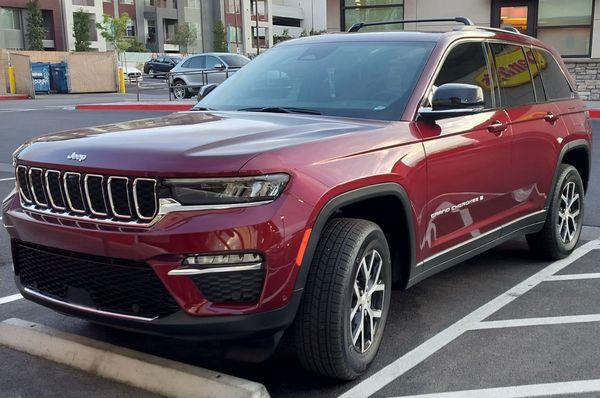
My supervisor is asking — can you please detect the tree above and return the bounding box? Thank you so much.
[96,13,131,63]
[212,20,227,52]
[172,23,197,55]
[273,29,292,45]
[26,0,46,51]
[73,9,92,52]
[126,38,148,53]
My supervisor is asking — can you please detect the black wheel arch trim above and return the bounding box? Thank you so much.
[545,139,591,209]
[293,183,418,293]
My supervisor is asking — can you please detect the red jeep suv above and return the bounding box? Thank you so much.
[3,17,591,380]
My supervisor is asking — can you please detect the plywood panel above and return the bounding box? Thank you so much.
[67,52,118,93]
[11,53,34,98]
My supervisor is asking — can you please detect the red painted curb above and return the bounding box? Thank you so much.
[76,103,193,111]
[589,109,600,119]
[0,94,29,100]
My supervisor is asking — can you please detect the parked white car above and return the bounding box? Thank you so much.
[168,53,250,100]
[123,65,143,83]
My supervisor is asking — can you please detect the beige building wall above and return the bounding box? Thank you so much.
[63,0,107,51]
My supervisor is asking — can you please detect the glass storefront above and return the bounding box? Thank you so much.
[342,0,404,32]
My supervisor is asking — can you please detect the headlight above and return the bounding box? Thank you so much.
[162,174,289,206]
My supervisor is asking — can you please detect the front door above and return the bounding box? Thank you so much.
[416,41,513,265]
[491,0,536,36]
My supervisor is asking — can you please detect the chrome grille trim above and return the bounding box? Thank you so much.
[133,178,157,221]
[28,167,48,208]
[84,174,108,216]
[107,176,132,219]
[63,172,86,214]
[16,165,32,204]
[44,170,66,211]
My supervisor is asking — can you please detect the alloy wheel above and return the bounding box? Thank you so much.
[173,84,185,100]
[350,249,386,353]
[558,181,581,244]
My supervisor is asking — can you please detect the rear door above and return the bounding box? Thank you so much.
[417,41,513,265]
[490,43,570,222]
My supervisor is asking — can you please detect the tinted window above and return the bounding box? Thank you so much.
[490,43,535,108]
[533,49,574,100]
[219,55,250,68]
[524,48,546,102]
[205,56,222,69]
[197,41,435,121]
[186,56,205,69]
[434,42,493,109]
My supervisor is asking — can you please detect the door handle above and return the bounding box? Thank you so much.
[544,112,560,123]
[487,121,507,134]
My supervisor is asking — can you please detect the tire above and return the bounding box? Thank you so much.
[527,164,585,259]
[172,80,190,100]
[294,218,392,380]
[148,67,156,78]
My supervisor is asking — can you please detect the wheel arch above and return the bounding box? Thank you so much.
[294,183,418,293]
[546,139,591,209]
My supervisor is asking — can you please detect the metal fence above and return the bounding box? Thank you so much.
[133,68,240,102]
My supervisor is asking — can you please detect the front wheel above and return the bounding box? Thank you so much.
[527,164,585,259]
[294,218,392,380]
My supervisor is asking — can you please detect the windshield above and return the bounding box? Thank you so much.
[219,54,250,68]
[197,41,435,121]
[169,56,182,64]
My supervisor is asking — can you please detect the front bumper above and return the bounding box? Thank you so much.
[3,189,313,338]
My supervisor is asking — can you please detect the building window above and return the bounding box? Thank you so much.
[342,0,404,32]
[187,0,199,8]
[72,0,95,6]
[536,0,593,57]
[251,26,269,48]
[0,8,21,30]
[120,0,134,4]
[250,0,268,22]
[146,19,156,43]
[164,19,177,42]
[126,18,135,36]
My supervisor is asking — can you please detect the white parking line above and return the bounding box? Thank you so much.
[474,313,600,329]
[0,177,15,182]
[547,273,600,281]
[339,239,600,398]
[0,293,23,305]
[393,378,600,398]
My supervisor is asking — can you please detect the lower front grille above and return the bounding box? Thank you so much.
[190,270,264,303]
[14,242,181,319]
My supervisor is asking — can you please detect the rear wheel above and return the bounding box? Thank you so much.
[527,164,584,259]
[294,218,392,380]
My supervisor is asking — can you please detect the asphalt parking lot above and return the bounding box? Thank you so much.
[1,96,600,397]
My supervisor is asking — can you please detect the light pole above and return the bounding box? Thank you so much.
[253,0,260,55]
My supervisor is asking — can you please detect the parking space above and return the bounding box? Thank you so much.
[0,100,599,397]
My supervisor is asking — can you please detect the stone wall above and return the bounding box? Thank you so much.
[565,59,600,100]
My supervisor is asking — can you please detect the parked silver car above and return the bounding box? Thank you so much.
[168,52,250,100]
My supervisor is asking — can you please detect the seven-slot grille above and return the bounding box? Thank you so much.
[15,165,158,224]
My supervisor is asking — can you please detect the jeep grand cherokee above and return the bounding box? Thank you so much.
[3,17,591,380]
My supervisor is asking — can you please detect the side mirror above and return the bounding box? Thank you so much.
[214,63,226,69]
[198,83,219,100]
[419,83,485,121]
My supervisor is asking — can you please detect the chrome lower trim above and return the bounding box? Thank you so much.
[417,209,547,267]
[23,287,158,322]
[168,262,263,276]
[16,165,32,204]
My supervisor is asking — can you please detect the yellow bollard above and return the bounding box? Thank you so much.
[8,66,16,94]
[118,67,126,94]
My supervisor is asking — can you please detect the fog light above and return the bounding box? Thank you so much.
[183,253,261,266]
[168,253,263,276]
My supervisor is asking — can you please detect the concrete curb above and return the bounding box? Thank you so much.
[76,102,194,111]
[0,318,270,398]
[0,94,28,100]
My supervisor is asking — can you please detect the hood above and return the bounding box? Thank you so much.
[15,111,386,177]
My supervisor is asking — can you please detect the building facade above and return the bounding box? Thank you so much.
[0,0,65,50]
[63,0,107,51]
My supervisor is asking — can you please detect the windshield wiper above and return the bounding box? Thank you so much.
[238,106,322,115]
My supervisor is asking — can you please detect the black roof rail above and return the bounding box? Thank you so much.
[347,17,475,33]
